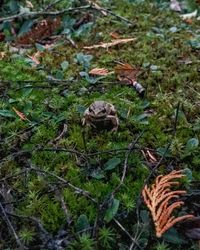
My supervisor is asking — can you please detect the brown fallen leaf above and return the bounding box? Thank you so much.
[83,38,136,49]
[27,51,41,65]
[26,0,34,8]
[115,62,139,85]
[0,52,6,60]
[115,62,145,96]
[12,107,28,121]
[110,31,120,39]
[89,68,111,76]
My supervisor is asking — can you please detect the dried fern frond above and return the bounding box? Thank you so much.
[142,170,194,238]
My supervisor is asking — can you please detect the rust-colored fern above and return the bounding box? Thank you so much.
[142,170,194,238]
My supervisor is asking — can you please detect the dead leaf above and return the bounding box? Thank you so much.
[115,62,145,96]
[16,17,61,45]
[27,51,41,65]
[115,62,139,85]
[180,10,198,20]
[184,18,193,24]
[179,217,200,240]
[170,0,182,12]
[0,32,5,42]
[141,149,158,164]
[83,38,136,50]
[73,13,91,29]
[0,52,6,60]
[26,0,34,8]
[12,107,28,121]
[110,31,120,39]
[89,68,111,76]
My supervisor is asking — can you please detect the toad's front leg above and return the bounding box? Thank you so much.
[106,115,119,132]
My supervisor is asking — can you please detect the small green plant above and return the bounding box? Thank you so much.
[153,242,171,250]
[19,228,35,245]
[99,226,115,249]
[69,233,95,250]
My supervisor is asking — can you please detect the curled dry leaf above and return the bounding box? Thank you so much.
[84,38,136,50]
[142,170,194,238]
[142,149,158,164]
[110,31,120,39]
[27,51,42,65]
[115,62,145,96]
[89,68,111,76]
[12,107,28,121]
[115,62,139,85]
[26,0,34,8]
[180,10,198,20]
[0,52,6,60]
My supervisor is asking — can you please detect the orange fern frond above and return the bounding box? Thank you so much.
[142,170,194,238]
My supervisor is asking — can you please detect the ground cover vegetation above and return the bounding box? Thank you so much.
[0,0,200,249]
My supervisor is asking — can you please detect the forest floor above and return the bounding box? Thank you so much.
[0,0,200,249]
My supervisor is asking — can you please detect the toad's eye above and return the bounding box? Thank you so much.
[102,108,106,113]
[89,107,92,112]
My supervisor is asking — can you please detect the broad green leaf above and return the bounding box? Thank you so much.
[189,36,200,49]
[157,147,172,157]
[104,198,120,222]
[186,138,199,151]
[61,61,69,71]
[22,88,33,97]
[104,157,121,171]
[8,0,19,13]
[90,169,105,179]
[55,70,64,79]
[76,214,90,232]
[75,53,93,70]
[35,43,45,51]
[163,228,187,244]
[0,110,15,118]
[74,22,93,38]
[18,20,34,36]
[140,210,150,224]
[182,168,193,182]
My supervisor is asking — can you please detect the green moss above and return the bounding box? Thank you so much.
[1,0,200,248]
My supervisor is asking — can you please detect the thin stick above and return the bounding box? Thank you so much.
[113,132,144,194]
[0,202,24,248]
[90,5,134,25]
[114,218,142,250]
[0,5,91,22]
[6,212,51,241]
[43,0,63,11]
[30,166,97,203]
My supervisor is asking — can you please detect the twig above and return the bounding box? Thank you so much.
[113,132,144,194]
[55,190,71,225]
[0,202,24,249]
[43,0,63,11]
[0,170,27,182]
[0,5,91,22]
[0,3,134,25]
[30,166,97,203]
[6,212,51,242]
[113,218,142,250]
[90,4,134,25]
